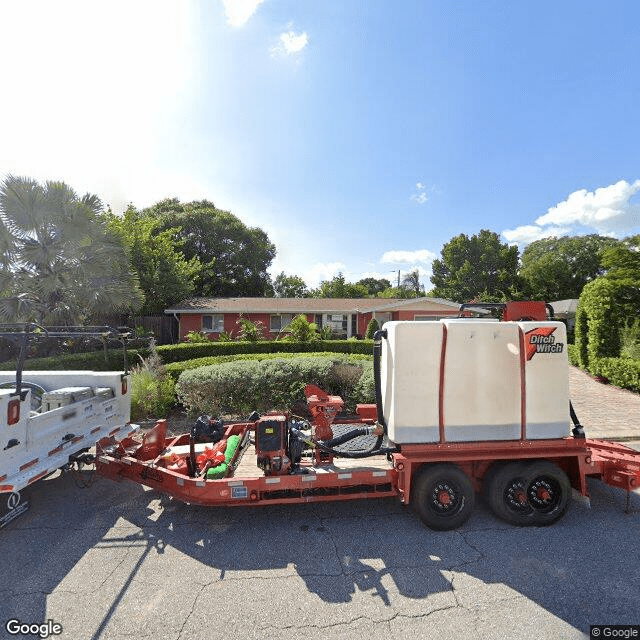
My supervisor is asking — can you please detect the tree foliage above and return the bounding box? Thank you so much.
[105,205,201,314]
[0,175,142,324]
[272,272,309,298]
[519,235,618,301]
[401,269,425,297]
[600,234,640,283]
[149,198,276,298]
[311,273,369,298]
[430,229,522,302]
[356,277,391,296]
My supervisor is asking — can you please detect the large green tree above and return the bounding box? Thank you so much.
[0,175,142,324]
[105,205,201,314]
[519,235,619,301]
[311,273,369,298]
[600,234,640,283]
[150,198,276,297]
[430,229,522,302]
[356,277,391,296]
[272,272,309,297]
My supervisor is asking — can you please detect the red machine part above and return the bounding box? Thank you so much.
[503,301,548,321]
[304,384,344,465]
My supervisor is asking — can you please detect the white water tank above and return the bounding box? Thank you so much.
[380,319,570,444]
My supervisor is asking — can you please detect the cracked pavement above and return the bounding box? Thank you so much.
[1,462,638,640]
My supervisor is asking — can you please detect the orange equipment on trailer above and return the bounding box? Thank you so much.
[96,302,640,530]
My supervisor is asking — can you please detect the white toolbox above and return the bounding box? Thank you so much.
[41,386,94,412]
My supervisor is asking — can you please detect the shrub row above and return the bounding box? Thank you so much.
[569,342,640,392]
[156,339,374,364]
[0,347,149,372]
[165,351,372,381]
[590,357,640,393]
[176,356,375,418]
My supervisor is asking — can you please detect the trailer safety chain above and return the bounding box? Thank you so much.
[67,452,98,489]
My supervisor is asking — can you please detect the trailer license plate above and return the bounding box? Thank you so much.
[232,486,248,499]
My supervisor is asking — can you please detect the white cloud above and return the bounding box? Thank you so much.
[272,28,309,56]
[381,249,437,264]
[222,0,265,27]
[535,179,640,234]
[501,179,640,247]
[501,225,571,246]
[304,262,347,287]
[411,181,429,204]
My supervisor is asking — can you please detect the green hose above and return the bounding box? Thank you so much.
[205,435,241,480]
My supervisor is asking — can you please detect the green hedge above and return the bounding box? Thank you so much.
[576,277,640,373]
[156,339,374,364]
[0,347,148,372]
[165,351,372,381]
[176,356,375,417]
[591,357,640,392]
[567,344,579,366]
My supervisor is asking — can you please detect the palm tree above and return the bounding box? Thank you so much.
[401,269,424,297]
[0,175,142,324]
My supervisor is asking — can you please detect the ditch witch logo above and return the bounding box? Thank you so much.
[525,327,565,361]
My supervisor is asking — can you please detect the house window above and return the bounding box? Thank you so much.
[270,314,294,332]
[326,314,348,338]
[414,315,443,321]
[374,312,392,326]
[202,314,225,332]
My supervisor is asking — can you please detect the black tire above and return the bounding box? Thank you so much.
[485,461,536,526]
[412,463,475,531]
[523,460,571,526]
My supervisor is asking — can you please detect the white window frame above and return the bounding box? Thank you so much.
[202,314,225,332]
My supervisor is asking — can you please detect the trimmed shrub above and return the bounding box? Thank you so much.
[620,318,640,360]
[591,357,640,392]
[176,356,373,417]
[0,347,148,372]
[574,302,589,369]
[156,339,374,363]
[576,277,640,374]
[567,344,579,367]
[365,317,379,339]
[165,351,372,381]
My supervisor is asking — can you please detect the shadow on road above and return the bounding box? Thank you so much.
[1,469,638,638]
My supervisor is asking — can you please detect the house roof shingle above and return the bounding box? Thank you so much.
[165,297,461,315]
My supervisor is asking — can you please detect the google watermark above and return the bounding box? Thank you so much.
[591,627,639,639]
[5,619,62,639]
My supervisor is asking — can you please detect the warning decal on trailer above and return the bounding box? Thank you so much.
[525,327,564,360]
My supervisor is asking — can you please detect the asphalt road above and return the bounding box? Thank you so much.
[1,462,639,640]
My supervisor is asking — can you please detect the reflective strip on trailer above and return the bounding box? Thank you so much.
[20,458,39,471]
[28,470,49,484]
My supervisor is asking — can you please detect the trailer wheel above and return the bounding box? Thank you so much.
[524,460,571,526]
[485,461,536,526]
[412,464,475,531]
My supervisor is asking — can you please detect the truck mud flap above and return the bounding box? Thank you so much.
[0,489,31,529]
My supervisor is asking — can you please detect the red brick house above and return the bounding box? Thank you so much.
[165,297,461,341]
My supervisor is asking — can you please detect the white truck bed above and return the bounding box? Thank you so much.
[0,370,135,494]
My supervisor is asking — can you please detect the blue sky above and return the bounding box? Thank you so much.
[1,1,639,289]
